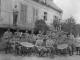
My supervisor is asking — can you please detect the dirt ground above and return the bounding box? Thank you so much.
[0,54,80,60]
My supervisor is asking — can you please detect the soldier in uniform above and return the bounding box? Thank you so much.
[15,42,20,55]
[24,30,30,42]
[3,29,12,40]
[13,30,21,55]
[3,29,12,54]
[68,33,75,55]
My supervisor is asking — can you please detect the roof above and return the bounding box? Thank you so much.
[48,2,63,13]
[33,0,63,13]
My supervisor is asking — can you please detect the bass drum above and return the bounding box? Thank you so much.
[57,44,68,55]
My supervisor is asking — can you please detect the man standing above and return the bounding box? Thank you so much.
[13,5,18,26]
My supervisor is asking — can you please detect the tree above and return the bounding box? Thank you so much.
[61,16,76,36]
[34,19,49,34]
[66,16,75,24]
[74,24,80,36]
[53,16,61,30]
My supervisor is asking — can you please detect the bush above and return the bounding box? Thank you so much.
[34,19,49,34]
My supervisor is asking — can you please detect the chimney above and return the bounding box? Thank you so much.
[39,0,46,4]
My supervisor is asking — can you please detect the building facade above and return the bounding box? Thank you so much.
[0,0,13,27]
[0,0,63,29]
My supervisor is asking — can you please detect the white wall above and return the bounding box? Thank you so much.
[0,0,13,25]
[0,0,62,29]
[17,0,62,28]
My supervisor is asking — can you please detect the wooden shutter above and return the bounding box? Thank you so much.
[35,9,38,20]
[20,4,27,25]
[33,7,36,21]
[0,0,1,16]
[33,8,38,21]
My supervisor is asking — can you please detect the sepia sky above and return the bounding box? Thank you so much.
[54,0,80,23]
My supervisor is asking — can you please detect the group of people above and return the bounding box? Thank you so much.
[1,29,80,57]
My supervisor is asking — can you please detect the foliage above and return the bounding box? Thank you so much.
[61,17,77,37]
[53,16,61,30]
[34,19,49,33]
[74,24,80,36]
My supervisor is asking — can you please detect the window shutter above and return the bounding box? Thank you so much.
[33,8,36,21]
[0,0,1,16]
[36,9,38,20]
[33,8,38,21]
[20,4,27,25]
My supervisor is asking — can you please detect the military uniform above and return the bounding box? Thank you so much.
[2,30,13,53]
[3,31,12,40]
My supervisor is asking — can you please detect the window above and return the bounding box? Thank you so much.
[43,0,46,4]
[44,12,47,21]
[13,5,18,26]
[45,0,47,4]
[0,0,1,16]
[54,16,59,20]
[36,9,38,19]
[54,16,57,19]
[20,4,27,25]
[33,8,39,21]
[33,8,36,21]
